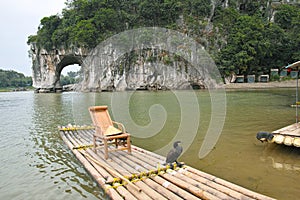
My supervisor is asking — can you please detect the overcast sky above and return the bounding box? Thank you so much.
[0,0,67,76]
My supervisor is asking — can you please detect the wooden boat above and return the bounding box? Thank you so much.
[59,125,275,200]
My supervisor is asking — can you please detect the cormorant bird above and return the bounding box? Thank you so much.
[165,141,183,166]
[256,131,274,143]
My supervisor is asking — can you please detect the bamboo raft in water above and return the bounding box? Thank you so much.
[59,125,275,200]
[272,122,300,147]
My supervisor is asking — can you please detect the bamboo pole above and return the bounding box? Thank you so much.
[65,130,136,198]
[90,150,130,177]
[112,151,149,172]
[87,132,197,200]
[65,130,157,200]
[143,178,183,200]
[112,151,188,200]
[108,153,142,175]
[134,180,168,200]
[64,128,193,200]
[150,175,201,200]
[80,129,94,141]
[99,133,272,199]
[83,147,153,200]
[66,129,141,192]
[126,148,225,200]
[129,150,200,200]
[130,150,161,168]
[187,167,275,200]
[71,130,131,179]
[60,131,123,200]
[132,146,165,161]
[169,169,233,199]
[62,128,276,200]
[59,125,95,131]
[161,172,222,200]
[112,186,138,200]
[64,131,115,181]
[178,168,245,199]
[82,152,141,192]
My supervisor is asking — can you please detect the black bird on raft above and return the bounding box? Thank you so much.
[256,131,274,143]
[165,141,183,168]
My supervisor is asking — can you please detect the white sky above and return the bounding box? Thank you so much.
[0,0,67,76]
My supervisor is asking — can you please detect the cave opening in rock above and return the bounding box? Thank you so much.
[57,55,83,91]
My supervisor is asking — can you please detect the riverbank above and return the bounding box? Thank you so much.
[224,79,298,89]
[0,87,34,92]
[1,80,298,92]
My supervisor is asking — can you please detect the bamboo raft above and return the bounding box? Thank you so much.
[272,122,300,147]
[59,125,275,200]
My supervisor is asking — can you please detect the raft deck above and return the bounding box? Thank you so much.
[59,125,275,200]
[272,122,300,147]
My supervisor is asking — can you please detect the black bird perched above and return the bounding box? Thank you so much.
[256,131,274,143]
[165,141,183,167]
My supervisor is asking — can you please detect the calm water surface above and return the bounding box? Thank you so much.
[1,89,299,199]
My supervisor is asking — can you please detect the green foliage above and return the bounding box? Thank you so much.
[27,0,300,79]
[69,19,98,47]
[36,15,62,50]
[28,0,212,49]
[218,15,268,75]
[0,69,32,88]
[60,71,81,86]
[270,74,280,82]
[274,4,299,30]
[216,3,300,77]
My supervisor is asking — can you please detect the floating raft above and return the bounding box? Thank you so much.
[59,125,275,200]
[272,122,300,147]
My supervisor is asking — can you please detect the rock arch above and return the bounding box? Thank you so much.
[29,43,89,93]
[29,28,221,92]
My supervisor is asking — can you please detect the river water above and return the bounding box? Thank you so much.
[1,89,300,199]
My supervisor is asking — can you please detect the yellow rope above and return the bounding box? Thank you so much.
[59,126,95,131]
[72,144,94,150]
[105,162,184,190]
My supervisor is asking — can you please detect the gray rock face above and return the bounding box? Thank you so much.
[30,43,88,92]
[30,31,221,92]
[78,47,208,92]
[80,60,206,92]
[77,28,221,92]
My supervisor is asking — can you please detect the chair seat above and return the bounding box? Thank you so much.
[104,126,122,136]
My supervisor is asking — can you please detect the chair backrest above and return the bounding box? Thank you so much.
[89,106,114,136]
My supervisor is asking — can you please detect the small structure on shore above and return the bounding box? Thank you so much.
[258,61,300,148]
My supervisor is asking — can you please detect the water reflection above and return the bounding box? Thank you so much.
[29,93,106,199]
[260,144,300,171]
[2,89,300,200]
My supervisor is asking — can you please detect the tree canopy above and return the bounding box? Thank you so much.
[27,0,300,78]
[0,69,32,88]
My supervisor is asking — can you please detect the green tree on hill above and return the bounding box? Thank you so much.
[27,0,300,80]
[0,69,32,88]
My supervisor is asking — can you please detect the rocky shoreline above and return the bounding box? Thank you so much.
[224,80,298,89]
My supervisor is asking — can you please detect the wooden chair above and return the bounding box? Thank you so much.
[89,106,131,159]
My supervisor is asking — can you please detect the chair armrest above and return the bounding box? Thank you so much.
[112,121,126,133]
